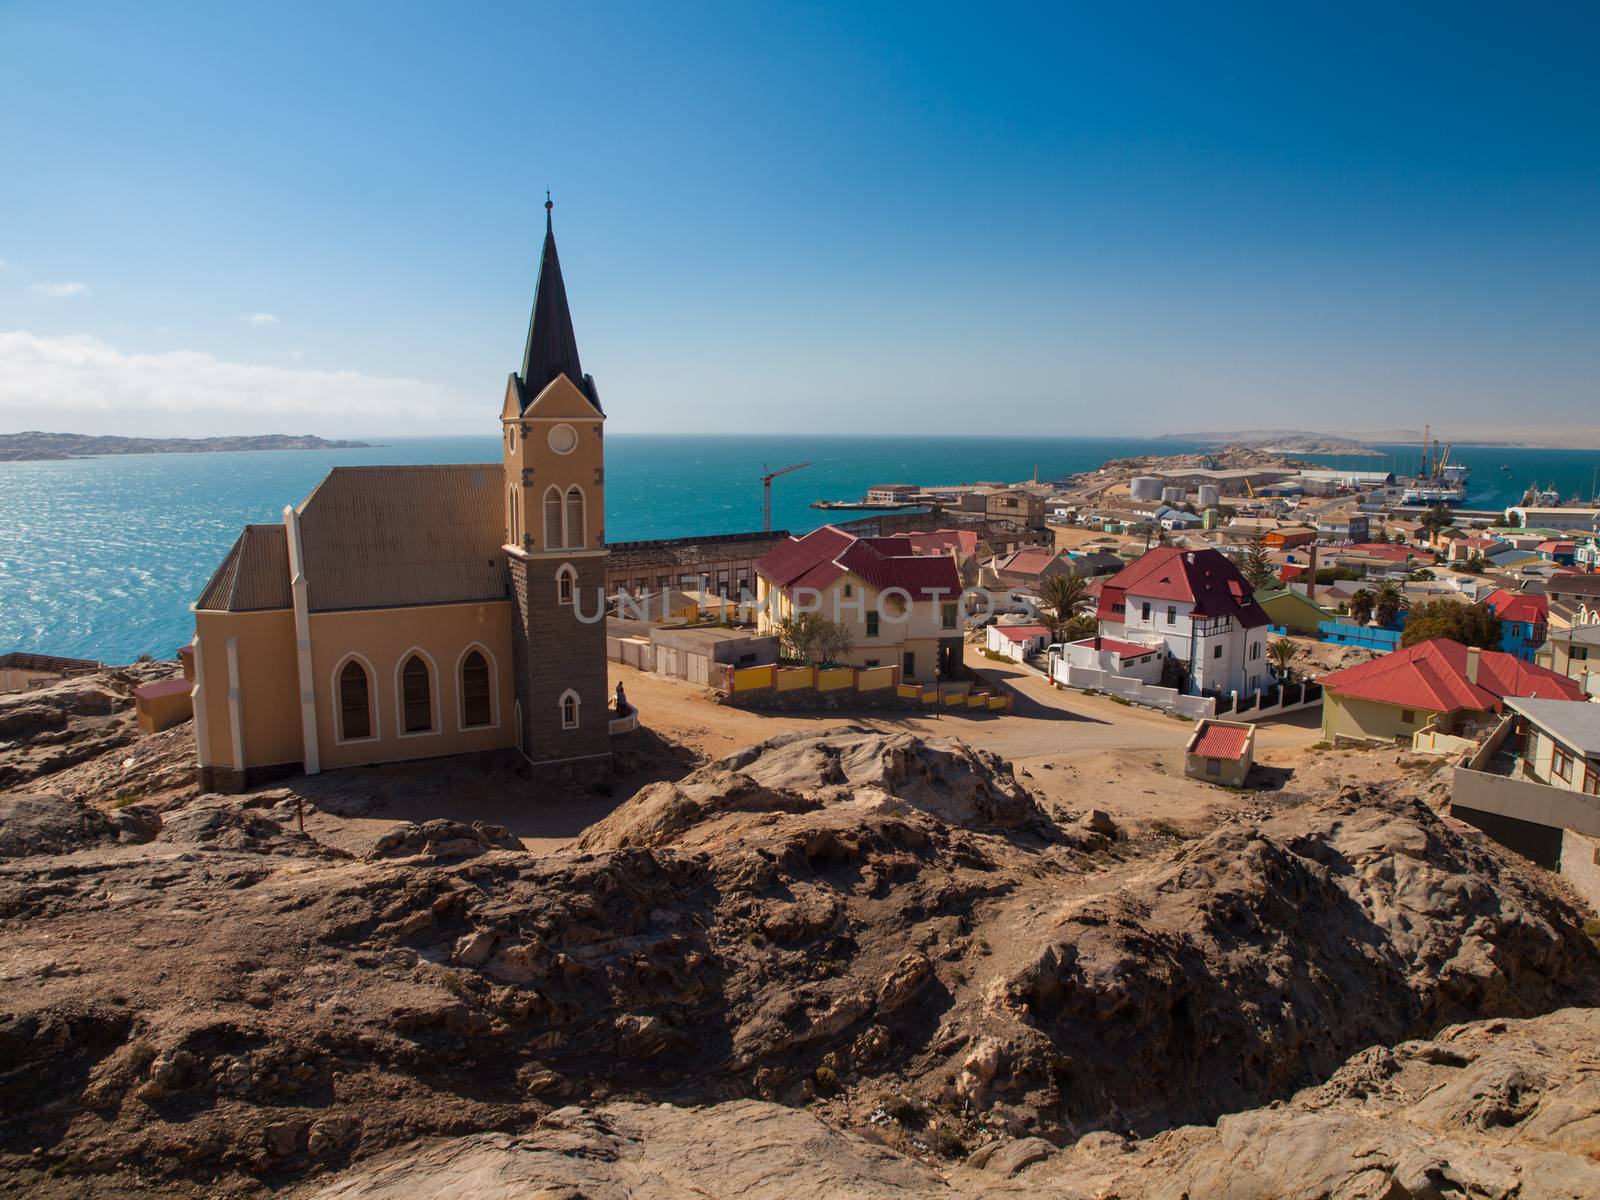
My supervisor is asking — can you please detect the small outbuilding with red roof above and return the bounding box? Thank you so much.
[1184,718,1256,786]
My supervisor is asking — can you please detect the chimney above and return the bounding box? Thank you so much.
[1094,634,1102,651]
[1466,645,1481,686]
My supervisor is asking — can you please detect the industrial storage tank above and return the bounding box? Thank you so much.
[1197,483,1220,509]
[1129,476,1163,502]
[1161,487,1186,504]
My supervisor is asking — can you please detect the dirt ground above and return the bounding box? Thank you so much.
[604,645,1329,838]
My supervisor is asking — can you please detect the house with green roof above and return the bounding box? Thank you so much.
[1253,586,1332,635]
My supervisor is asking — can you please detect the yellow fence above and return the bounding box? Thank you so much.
[775,666,814,692]
[724,664,1013,714]
[731,664,774,692]
[858,666,895,692]
[817,667,854,691]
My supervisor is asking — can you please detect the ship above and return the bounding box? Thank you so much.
[1398,425,1468,505]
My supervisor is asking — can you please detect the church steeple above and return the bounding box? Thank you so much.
[518,196,601,412]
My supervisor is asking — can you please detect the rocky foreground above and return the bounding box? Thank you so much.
[2,677,1599,1197]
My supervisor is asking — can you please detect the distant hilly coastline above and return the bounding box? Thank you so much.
[0,432,374,462]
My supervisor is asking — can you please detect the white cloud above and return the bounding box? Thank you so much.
[31,281,90,298]
[0,329,465,435]
[241,311,279,325]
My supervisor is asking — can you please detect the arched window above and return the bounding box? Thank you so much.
[565,486,585,549]
[556,564,575,605]
[461,650,492,728]
[544,486,563,549]
[401,654,433,734]
[560,689,580,730]
[338,660,372,741]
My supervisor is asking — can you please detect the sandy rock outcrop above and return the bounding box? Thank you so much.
[302,1010,1600,1199]
[577,727,1048,850]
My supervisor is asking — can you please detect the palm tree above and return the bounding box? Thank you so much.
[1372,579,1404,628]
[1267,636,1300,681]
[1039,573,1089,644]
[1350,588,1375,625]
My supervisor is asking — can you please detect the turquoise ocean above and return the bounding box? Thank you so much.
[3,434,1598,664]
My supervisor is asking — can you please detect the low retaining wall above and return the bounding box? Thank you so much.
[1053,662,1214,719]
[718,662,1012,713]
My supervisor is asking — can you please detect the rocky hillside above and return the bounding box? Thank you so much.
[3,718,1598,1197]
[300,1007,1600,1198]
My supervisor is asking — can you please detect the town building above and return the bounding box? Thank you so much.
[1536,624,1600,691]
[1505,698,1600,795]
[753,525,964,681]
[1318,638,1582,745]
[1253,586,1331,635]
[983,622,1051,662]
[1504,506,1600,533]
[1315,509,1370,542]
[0,651,101,694]
[865,484,918,505]
[605,530,790,600]
[191,203,612,790]
[1480,589,1549,662]
[1095,547,1271,698]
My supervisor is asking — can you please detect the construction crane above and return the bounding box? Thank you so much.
[761,461,809,531]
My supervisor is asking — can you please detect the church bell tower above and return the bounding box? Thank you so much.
[502,197,611,771]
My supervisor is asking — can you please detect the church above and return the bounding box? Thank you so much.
[190,202,612,790]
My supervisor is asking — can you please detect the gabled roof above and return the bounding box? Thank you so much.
[992,547,1066,577]
[195,524,292,612]
[1321,637,1582,712]
[296,465,508,612]
[992,623,1051,642]
[1096,547,1269,628]
[755,524,961,601]
[516,202,601,414]
[905,529,978,558]
[1482,588,1548,625]
[1188,719,1253,761]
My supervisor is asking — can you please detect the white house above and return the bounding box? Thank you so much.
[1058,635,1165,683]
[1095,547,1271,697]
[985,622,1051,662]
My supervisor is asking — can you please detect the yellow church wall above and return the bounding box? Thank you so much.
[309,600,516,771]
[503,373,606,556]
[193,608,301,772]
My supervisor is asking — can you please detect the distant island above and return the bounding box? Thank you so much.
[1158,429,1381,456]
[0,432,374,462]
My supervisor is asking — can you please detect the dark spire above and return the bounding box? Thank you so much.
[518,195,600,411]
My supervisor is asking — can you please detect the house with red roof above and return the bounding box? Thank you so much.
[1319,637,1582,744]
[1095,547,1272,698]
[1481,588,1549,662]
[984,546,1076,590]
[754,525,964,682]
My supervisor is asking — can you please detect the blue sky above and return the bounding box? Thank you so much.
[1,1,1596,438]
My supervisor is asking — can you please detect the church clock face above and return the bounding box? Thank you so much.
[548,423,578,454]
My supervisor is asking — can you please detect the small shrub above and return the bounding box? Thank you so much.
[1584,917,1600,952]
[745,930,767,948]
[882,1093,922,1124]
[813,1066,839,1095]
[928,1124,968,1158]
[1149,818,1186,840]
